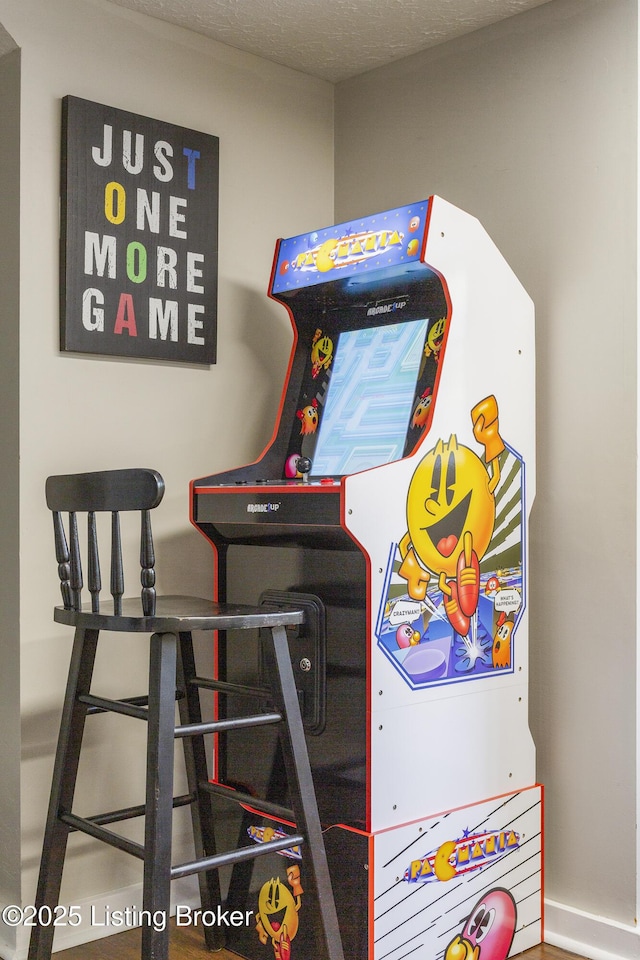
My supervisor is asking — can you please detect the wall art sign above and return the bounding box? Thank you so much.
[60,96,219,364]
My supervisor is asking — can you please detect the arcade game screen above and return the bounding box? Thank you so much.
[310,318,429,476]
[284,306,444,482]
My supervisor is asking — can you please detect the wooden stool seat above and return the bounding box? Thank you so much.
[29,469,344,960]
[52,594,299,632]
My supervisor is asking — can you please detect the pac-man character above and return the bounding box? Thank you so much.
[398,397,505,637]
[434,840,457,881]
[407,238,419,257]
[315,239,338,273]
[424,317,447,363]
[310,329,334,378]
[412,388,432,428]
[297,398,318,435]
[396,623,421,648]
[493,612,513,668]
[409,216,420,232]
[255,867,303,960]
[444,888,517,960]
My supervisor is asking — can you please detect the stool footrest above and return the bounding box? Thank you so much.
[60,813,145,860]
[80,693,149,719]
[201,780,295,823]
[76,794,195,829]
[80,693,282,739]
[170,834,306,880]
[190,676,272,700]
[174,712,282,738]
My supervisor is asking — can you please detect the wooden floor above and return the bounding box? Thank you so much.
[55,924,584,960]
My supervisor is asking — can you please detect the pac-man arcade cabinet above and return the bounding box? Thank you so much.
[191,197,542,960]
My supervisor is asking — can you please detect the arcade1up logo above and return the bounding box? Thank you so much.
[59,96,219,364]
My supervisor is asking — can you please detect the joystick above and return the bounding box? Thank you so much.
[296,457,312,482]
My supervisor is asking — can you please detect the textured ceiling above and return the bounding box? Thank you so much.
[104,0,553,82]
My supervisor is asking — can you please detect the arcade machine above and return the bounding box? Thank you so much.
[191,196,542,960]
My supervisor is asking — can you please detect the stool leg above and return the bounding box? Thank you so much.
[28,628,100,960]
[264,625,345,960]
[177,632,224,950]
[142,632,177,960]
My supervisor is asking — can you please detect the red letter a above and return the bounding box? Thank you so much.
[114,293,138,336]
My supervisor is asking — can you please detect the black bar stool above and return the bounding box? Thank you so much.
[29,468,344,960]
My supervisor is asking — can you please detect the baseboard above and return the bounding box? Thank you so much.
[9,877,200,959]
[544,898,640,960]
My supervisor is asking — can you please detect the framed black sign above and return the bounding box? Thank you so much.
[60,96,219,364]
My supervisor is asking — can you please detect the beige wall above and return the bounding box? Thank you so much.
[0,0,333,949]
[336,0,637,930]
[0,0,638,954]
[0,41,22,959]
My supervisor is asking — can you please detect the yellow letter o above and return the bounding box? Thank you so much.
[104,181,126,224]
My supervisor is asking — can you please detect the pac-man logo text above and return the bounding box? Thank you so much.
[404,829,520,884]
[247,824,302,861]
[293,228,405,275]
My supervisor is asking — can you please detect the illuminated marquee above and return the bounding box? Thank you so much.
[404,829,520,884]
[292,228,405,275]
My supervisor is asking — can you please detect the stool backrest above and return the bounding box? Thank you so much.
[45,468,165,616]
